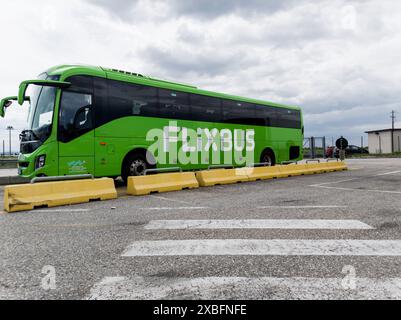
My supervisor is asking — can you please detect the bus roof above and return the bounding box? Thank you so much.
[45,64,301,111]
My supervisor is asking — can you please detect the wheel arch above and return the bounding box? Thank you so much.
[121,147,156,176]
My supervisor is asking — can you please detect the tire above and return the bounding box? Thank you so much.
[121,152,150,183]
[260,149,276,166]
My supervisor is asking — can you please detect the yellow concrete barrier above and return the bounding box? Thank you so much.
[4,178,117,213]
[324,161,348,172]
[195,168,249,187]
[301,163,330,174]
[278,164,311,177]
[127,172,199,196]
[246,166,285,181]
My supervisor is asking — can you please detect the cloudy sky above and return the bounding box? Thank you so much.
[1,0,401,151]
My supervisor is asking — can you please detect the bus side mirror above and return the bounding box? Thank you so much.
[0,97,17,118]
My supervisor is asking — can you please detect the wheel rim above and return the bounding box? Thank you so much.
[262,154,272,166]
[129,159,147,176]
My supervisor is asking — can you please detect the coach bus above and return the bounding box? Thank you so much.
[0,65,304,181]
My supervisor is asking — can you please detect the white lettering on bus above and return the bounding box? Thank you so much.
[147,121,255,166]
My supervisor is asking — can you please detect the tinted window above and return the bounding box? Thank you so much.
[94,77,108,127]
[255,104,301,129]
[223,100,255,125]
[107,80,159,122]
[273,108,301,129]
[253,105,270,126]
[159,89,190,120]
[66,75,94,94]
[59,92,93,142]
[190,94,222,122]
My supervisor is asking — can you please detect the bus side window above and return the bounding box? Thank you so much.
[59,91,93,142]
[274,108,301,129]
[159,89,190,120]
[107,80,159,120]
[253,105,268,126]
[223,100,254,125]
[190,94,222,123]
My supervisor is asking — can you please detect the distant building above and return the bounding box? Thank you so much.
[365,129,401,154]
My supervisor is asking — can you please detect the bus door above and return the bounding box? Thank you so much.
[58,90,95,176]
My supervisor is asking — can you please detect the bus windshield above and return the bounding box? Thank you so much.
[26,85,56,141]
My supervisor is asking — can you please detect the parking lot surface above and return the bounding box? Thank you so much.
[1,158,401,300]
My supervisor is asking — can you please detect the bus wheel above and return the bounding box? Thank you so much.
[122,153,149,182]
[260,150,276,166]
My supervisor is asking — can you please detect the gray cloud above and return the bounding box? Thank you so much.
[141,46,258,77]
[170,0,298,19]
[2,0,401,149]
[85,0,137,19]
[86,0,299,21]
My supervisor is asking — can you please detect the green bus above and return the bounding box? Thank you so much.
[0,65,304,181]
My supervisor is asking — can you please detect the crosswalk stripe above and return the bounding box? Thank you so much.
[144,219,373,230]
[122,239,401,257]
[87,276,401,300]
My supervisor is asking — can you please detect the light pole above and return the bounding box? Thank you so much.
[6,126,14,156]
[391,111,396,154]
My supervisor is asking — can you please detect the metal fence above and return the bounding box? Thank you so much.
[304,136,367,159]
[303,137,326,159]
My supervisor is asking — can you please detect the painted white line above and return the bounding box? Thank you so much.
[311,185,401,194]
[122,239,401,257]
[87,276,401,300]
[140,207,209,211]
[149,195,192,205]
[258,206,348,209]
[144,219,372,230]
[375,170,401,176]
[310,178,358,187]
[33,209,90,213]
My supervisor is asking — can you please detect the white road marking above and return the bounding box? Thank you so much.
[144,219,372,230]
[87,276,401,300]
[310,179,359,187]
[139,207,209,211]
[310,171,401,194]
[375,170,401,176]
[33,209,91,213]
[311,185,401,194]
[122,239,401,257]
[149,195,192,205]
[258,206,348,209]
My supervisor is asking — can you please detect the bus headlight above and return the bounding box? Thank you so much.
[35,155,46,169]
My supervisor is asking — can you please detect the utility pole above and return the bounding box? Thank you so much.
[2,140,4,158]
[391,111,396,154]
[6,126,14,156]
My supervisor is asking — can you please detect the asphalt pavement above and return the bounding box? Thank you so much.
[1,158,401,300]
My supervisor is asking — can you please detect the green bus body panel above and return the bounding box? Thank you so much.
[59,131,95,176]
[17,64,303,179]
[93,116,303,177]
[18,141,59,177]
